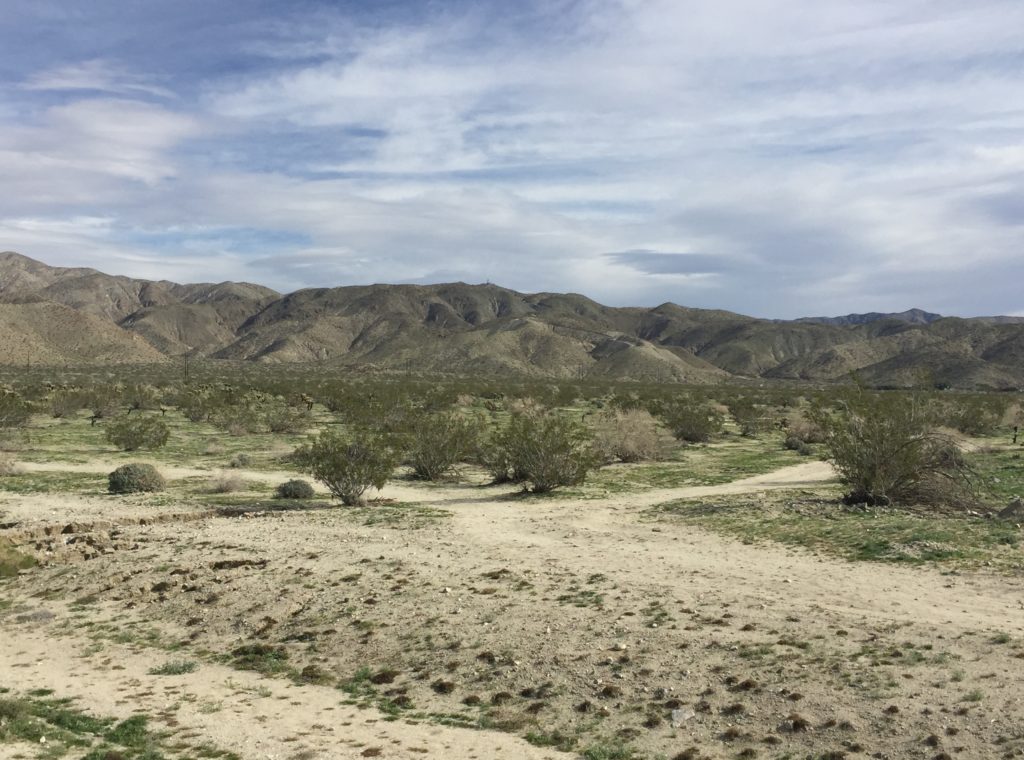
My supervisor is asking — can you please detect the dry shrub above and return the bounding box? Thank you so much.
[203,441,226,456]
[507,397,544,416]
[786,414,826,444]
[592,409,663,463]
[0,455,23,476]
[208,471,248,494]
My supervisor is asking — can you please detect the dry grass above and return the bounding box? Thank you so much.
[207,471,249,494]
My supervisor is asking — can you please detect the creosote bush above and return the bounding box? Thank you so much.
[108,463,166,494]
[486,410,598,493]
[0,390,31,430]
[294,430,399,506]
[406,411,482,480]
[660,402,724,444]
[275,479,315,499]
[810,392,975,507]
[592,408,662,463]
[104,414,170,451]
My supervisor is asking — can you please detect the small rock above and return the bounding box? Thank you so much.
[998,497,1024,520]
[671,707,696,726]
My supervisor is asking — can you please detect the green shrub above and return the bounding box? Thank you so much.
[295,430,399,506]
[728,398,774,437]
[108,463,166,494]
[275,479,315,499]
[491,410,598,493]
[406,411,482,480]
[210,402,263,435]
[939,395,1006,437]
[0,390,31,429]
[104,414,170,451]
[262,397,311,434]
[783,435,812,456]
[809,392,975,507]
[660,402,724,443]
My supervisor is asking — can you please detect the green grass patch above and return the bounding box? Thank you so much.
[0,471,107,495]
[147,660,198,676]
[969,446,1024,506]
[0,692,221,760]
[227,643,291,676]
[585,435,803,494]
[650,496,1022,569]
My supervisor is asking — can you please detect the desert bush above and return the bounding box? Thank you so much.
[275,479,315,499]
[0,391,31,430]
[210,401,264,435]
[108,463,166,494]
[104,414,170,451]
[660,402,725,443]
[940,396,1006,437]
[123,383,160,412]
[786,414,827,444]
[207,471,247,493]
[203,441,226,456]
[783,435,813,456]
[809,392,975,507]
[728,398,774,437]
[295,430,399,506]
[228,452,253,468]
[48,389,83,418]
[262,397,311,434]
[489,410,598,493]
[406,411,482,480]
[592,408,662,463]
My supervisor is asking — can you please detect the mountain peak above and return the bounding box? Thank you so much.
[796,308,943,327]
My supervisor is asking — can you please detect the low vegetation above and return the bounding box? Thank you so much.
[1,367,1022,760]
[811,392,976,507]
[296,429,400,505]
[104,413,170,451]
[108,463,166,494]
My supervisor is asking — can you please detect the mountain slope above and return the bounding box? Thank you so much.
[0,252,1021,388]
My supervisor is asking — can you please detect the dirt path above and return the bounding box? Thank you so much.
[0,618,567,760]
[3,458,1023,759]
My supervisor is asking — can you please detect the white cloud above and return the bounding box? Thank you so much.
[4,0,1024,316]
[22,59,175,98]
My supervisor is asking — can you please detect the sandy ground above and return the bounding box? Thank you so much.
[3,460,1024,759]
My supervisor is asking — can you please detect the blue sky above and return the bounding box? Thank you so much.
[2,0,1023,318]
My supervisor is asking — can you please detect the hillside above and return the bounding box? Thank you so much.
[0,251,1022,388]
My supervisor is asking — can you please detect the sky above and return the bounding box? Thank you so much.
[1,0,1023,318]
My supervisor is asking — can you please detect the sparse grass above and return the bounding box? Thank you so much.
[0,471,107,494]
[228,643,291,676]
[344,502,450,528]
[0,691,234,759]
[148,659,199,676]
[969,446,1024,506]
[583,436,801,495]
[650,493,1022,569]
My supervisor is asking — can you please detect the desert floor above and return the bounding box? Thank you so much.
[3,451,1023,760]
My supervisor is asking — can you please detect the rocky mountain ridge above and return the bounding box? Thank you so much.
[1,251,1021,388]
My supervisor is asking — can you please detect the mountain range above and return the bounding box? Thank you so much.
[1,251,1022,389]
